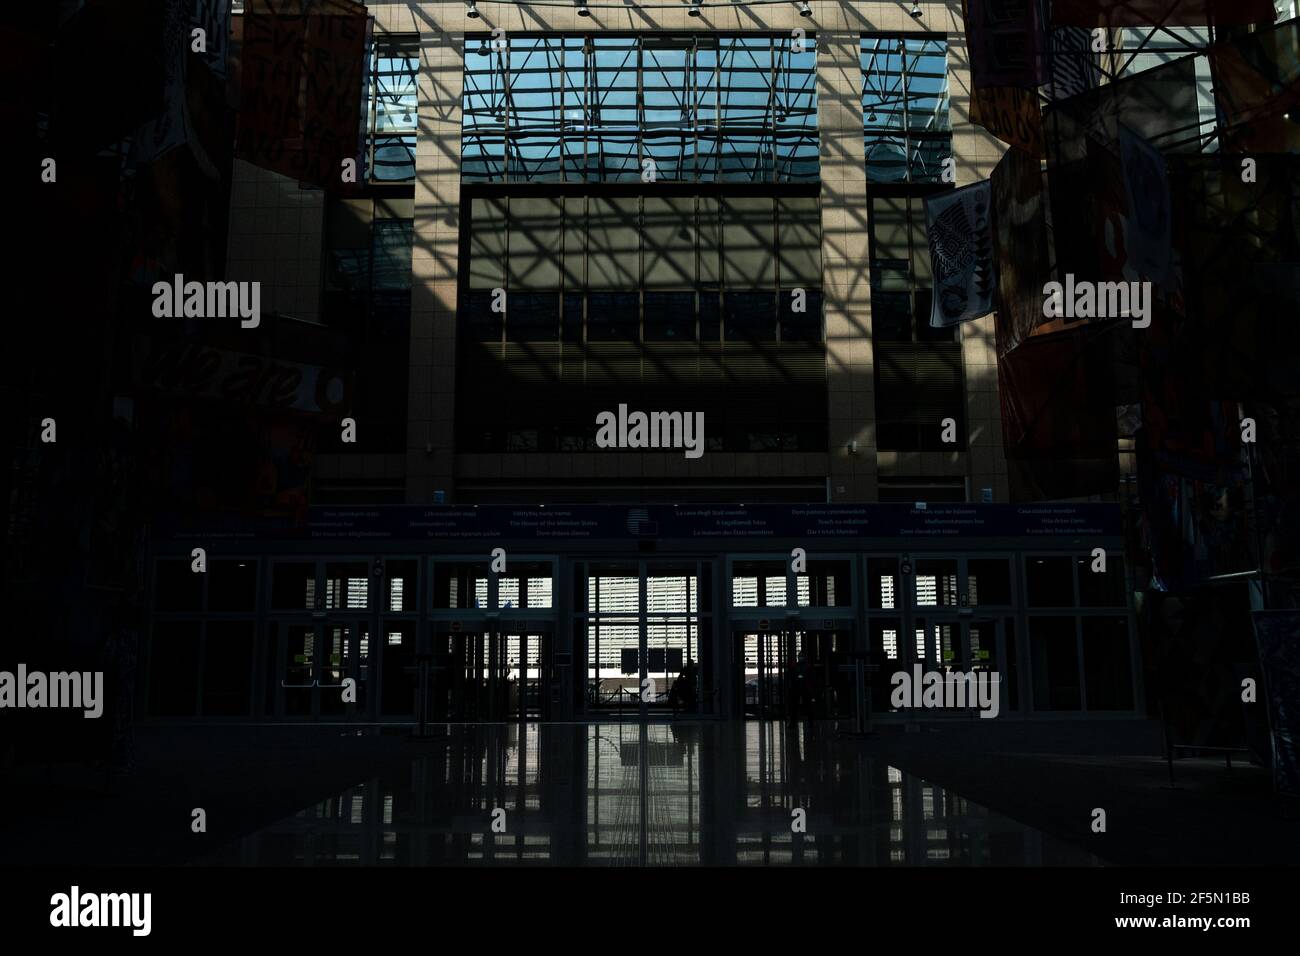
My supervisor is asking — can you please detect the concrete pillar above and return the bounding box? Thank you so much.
[821,30,878,502]
[407,27,465,503]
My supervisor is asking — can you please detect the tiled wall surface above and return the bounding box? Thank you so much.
[227,160,324,323]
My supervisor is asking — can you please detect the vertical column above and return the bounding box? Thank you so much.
[407,28,465,503]
[946,25,1010,501]
[961,314,1010,502]
[820,31,877,502]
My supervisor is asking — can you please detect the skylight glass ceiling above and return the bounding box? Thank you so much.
[861,37,951,184]
[367,40,419,181]
[463,34,818,183]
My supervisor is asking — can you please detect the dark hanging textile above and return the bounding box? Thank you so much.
[235,0,370,188]
[1049,0,1276,27]
[1210,17,1300,155]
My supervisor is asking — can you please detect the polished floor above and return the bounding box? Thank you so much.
[202,722,1099,866]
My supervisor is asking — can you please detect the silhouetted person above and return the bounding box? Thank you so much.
[669,660,699,714]
[787,654,811,724]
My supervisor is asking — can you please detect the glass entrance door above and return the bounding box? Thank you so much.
[318,621,368,719]
[578,560,710,718]
[441,629,509,722]
[277,622,317,718]
[733,620,851,720]
[271,620,368,720]
[908,616,1003,717]
[736,627,790,719]
[503,628,554,720]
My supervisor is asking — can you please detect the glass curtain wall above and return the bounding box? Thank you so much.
[463,34,818,183]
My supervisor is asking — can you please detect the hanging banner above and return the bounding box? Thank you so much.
[1050,0,1276,26]
[1138,443,1252,592]
[926,181,997,328]
[966,0,1048,90]
[991,145,1051,357]
[1210,18,1300,154]
[53,0,169,154]
[1044,23,1097,103]
[236,0,370,188]
[1252,610,1300,796]
[130,0,190,165]
[971,84,1045,155]
[133,337,354,417]
[1117,125,1171,285]
[193,0,231,78]
[998,324,1120,500]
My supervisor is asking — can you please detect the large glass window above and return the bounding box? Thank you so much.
[1020,554,1136,713]
[868,192,964,452]
[457,193,826,453]
[861,36,951,184]
[365,39,419,182]
[319,195,413,453]
[463,34,818,183]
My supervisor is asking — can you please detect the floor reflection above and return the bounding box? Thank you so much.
[202,722,1099,866]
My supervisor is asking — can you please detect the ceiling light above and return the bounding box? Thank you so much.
[577,0,591,14]
[477,38,490,56]
[909,2,923,18]
[688,0,702,16]
[799,1,812,15]
[467,0,480,18]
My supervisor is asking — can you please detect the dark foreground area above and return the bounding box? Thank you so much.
[0,720,1292,867]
